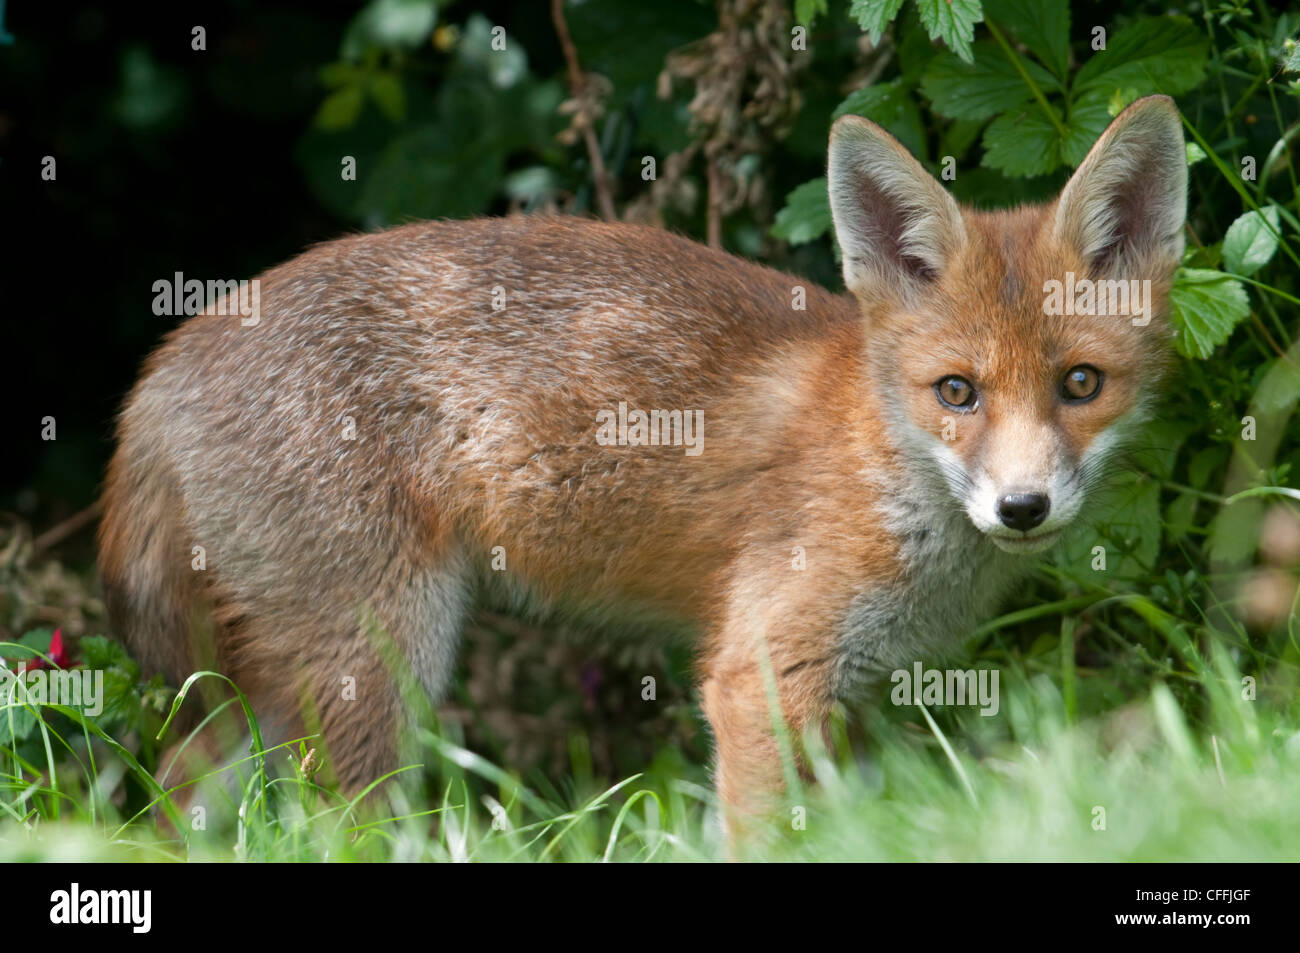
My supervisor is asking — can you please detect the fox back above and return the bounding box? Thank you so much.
[99,96,1187,819]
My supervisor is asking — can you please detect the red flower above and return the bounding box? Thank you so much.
[22,628,68,672]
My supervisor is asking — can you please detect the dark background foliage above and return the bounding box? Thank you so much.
[5,0,1216,514]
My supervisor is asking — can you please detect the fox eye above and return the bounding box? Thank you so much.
[935,376,977,411]
[1062,365,1103,403]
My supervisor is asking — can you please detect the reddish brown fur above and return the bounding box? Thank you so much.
[99,98,1186,834]
[99,218,904,807]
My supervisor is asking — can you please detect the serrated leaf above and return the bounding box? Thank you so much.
[1075,16,1208,98]
[973,82,1110,178]
[916,0,984,65]
[850,0,905,44]
[771,177,832,245]
[1168,268,1250,359]
[833,80,926,157]
[1057,469,1161,579]
[1104,475,1162,572]
[981,106,1061,176]
[922,42,1059,122]
[1222,206,1280,277]
[983,0,1070,79]
[79,635,138,678]
[1059,89,1112,167]
[795,0,829,28]
[897,6,943,84]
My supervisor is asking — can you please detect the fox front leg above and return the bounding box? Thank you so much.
[699,602,837,845]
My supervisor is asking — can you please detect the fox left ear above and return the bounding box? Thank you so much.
[1053,95,1187,275]
[827,114,966,300]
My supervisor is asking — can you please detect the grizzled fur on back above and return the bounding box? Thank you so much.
[100,96,1187,827]
[99,216,890,790]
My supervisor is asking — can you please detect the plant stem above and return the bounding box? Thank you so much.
[985,18,1069,140]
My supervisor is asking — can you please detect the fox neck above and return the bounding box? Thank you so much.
[826,330,1029,698]
[834,465,1027,697]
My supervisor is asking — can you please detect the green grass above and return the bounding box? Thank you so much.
[2,584,1296,862]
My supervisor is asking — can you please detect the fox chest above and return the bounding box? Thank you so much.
[831,506,1024,698]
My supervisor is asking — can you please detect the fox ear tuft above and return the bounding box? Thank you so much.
[1054,95,1187,275]
[827,116,965,299]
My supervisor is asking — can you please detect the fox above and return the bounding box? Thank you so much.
[99,94,1186,827]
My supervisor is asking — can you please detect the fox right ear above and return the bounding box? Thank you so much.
[1053,94,1187,275]
[827,115,965,299]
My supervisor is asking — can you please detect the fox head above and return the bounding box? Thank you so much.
[828,95,1187,553]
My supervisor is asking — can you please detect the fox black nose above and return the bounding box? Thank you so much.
[997,493,1050,532]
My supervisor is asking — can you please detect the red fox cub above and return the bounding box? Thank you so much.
[100,95,1186,821]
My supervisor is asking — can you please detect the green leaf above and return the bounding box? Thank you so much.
[341,0,437,60]
[1282,38,1300,73]
[1255,355,1300,415]
[922,42,1059,122]
[1059,89,1112,167]
[113,45,187,130]
[771,177,832,245]
[79,635,138,677]
[1207,496,1263,566]
[315,83,364,131]
[897,5,942,84]
[1058,469,1161,579]
[1164,490,1198,544]
[457,14,528,90]
[1167,268,1250,359]
[1102,474,1163,574]
[833,80,926,158]
[916,0,984,65]
[947,166,1055,205]
[1075,16,1208,98]
[503,166,562,207]
[938,117,985,162]
[14,627,55,656]
[1222,206,1281,277]
[360,123,504,223]
[1186,444,1229,490]
[981,106,1061,176]
[568,0,713,109]
[1185,141,1207,166]
[983,0,1070,79]
[850,0,905,44]
[1107,86,1139,117]
[319,62,361,89]
[795,0,829,28]
[1132,417,1194,481]
[367,72,406,123]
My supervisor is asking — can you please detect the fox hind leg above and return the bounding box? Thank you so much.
[295,550,476,793]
